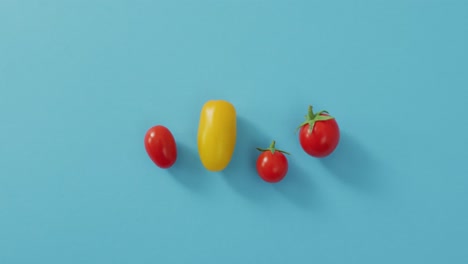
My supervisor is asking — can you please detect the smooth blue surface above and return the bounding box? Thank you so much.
[1,0,468,263]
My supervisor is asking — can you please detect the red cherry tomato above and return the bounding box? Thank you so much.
[298,105,340,158]
[256,141,289,183]
[144,125,177,168]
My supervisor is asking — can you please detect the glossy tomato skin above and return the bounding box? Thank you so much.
[256,151,288,183]
[144,125,177,169]
[197,100,236,171]
[299,114,340,157]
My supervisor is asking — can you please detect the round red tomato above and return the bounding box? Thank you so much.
[144,125,177,168]
[256,141,289,183]
[298,105,340,158]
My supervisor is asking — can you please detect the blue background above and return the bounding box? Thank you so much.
[1,0,468,263]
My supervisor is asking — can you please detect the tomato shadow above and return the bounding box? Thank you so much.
[273,158,322,210]
[321,131,383,193]
[168,142,211,191]
[222,117,275,201]
[222,117,321,209]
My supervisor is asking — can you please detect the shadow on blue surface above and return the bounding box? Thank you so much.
[223,116,321,209]
[321,131,382,193]
[273,158,321,209]
[169,142,211,191]
[222,117,270,199]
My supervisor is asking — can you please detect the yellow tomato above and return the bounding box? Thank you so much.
[197,100,237,171]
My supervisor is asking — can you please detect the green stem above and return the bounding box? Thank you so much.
[297,105,335,134]
[307,105,315,119]
[256,140,290,155]
[269,140,276,149]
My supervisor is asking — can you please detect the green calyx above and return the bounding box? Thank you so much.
[297,105,334,134]
[256,140,290,155]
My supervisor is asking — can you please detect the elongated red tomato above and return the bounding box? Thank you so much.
[144,125,177,168]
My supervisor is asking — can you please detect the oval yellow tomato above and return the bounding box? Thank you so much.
[197,100,237,171]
